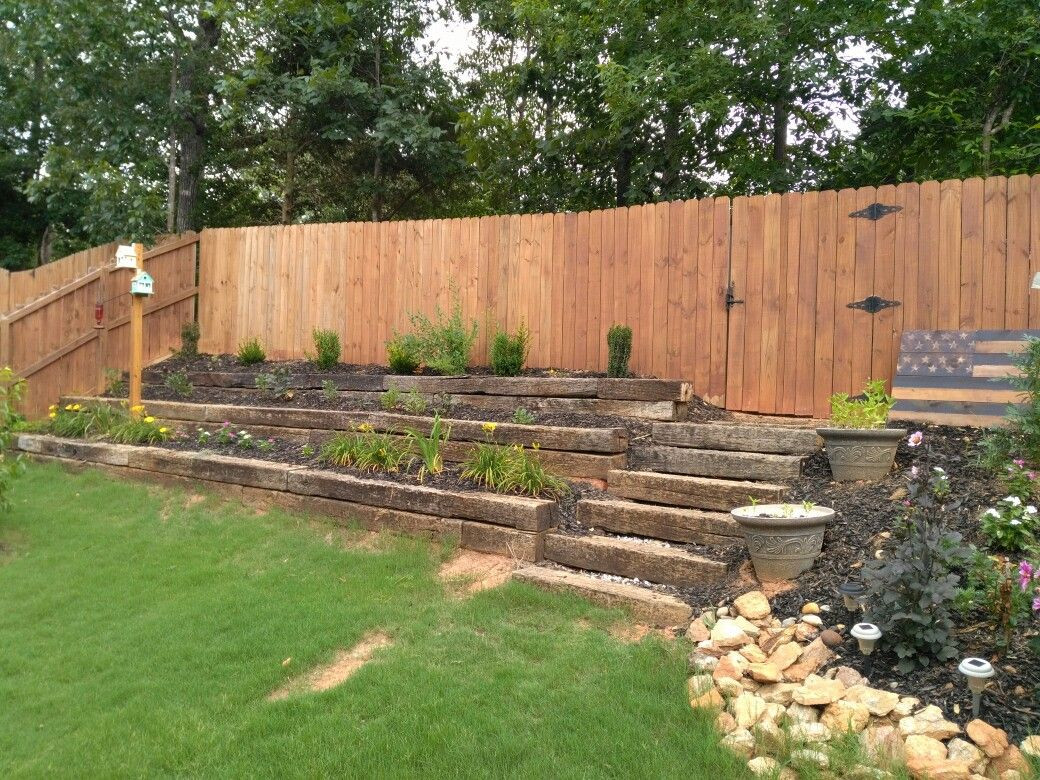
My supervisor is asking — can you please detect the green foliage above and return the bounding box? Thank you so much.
[380,386,402,411]
[956,552,1032,647]
[460,426,569,498]
[300,443,315,458]
[164,370,193,399]
[404,415,451,482]
[180,321,201,359]
[828,379,894,429]
[980,494,1038,552]
[982,338,1040,466]
[254,367,294,400]
[460,441,514,490]
[0,367,27,511]
[401,389,427,415]
[607,325,632,378]
[237,338,266,365]
[108,413,172,445]
[319,426,410,473]
[48,402,126,439]
[430,393,455,417]
[406,295,479,375]
[103,368,127,397]
[312,329,341,370]
[865,464,973,672]
[321,379,338,400]
[386,333,421,375]
[512,407,536,425]
[490,322,529,377]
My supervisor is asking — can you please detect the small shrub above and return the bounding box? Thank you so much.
[164,370,193,398]
[380,386,402,411]
[957,552,1033,647]
[104,367,127,396]
[180,321,200,358]
[431,393,455,416]
[405,415,450,482]
[865,448,972,672]
[607,324,632,378]
[0,368,27,512]
[512,407,536,425]
[255,367,294,400]
[256,438,276,453]
[321,379,338,400]
[109,411,172,445]
[982,337,1040,467]
[312,328,341,370]
[237,338,266,365]
[828,378,894,429]
[386,333,421,375]
[401,389,427,415]
[407,294,479,375]
[490,322,529,377]
[460,441,513,489]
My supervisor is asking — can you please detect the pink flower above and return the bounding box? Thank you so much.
[902,499,912,507]
[1032,594,1040,613]
[1030,472,1037,481]
[908,431,924,447]
[1020,561,1035,591]
[1014,458,1026,467]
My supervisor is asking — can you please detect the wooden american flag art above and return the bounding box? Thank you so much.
[889,330,1040,428]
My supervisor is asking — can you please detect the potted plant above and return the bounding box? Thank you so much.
[731,500,834,581]
[817,378,905,481]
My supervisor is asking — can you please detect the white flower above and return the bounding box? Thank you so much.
[1003,496,1023,507]
[1027,506,1038,515]
[1011,519,1022,526]
[932,467,945,474]
[984,508,1001,518]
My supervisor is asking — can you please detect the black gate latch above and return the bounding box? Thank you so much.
[725,282,743,309]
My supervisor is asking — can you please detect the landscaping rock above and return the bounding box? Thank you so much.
[820,628,844,647]
[794,622,820,642]
[733,615,761,638]
[721,728,756,759]
[792,673,845,706]
[985,745,1029,778]
[734,591,771,621]
[688,651,718,672]
[792,749,830,770]
[801,602,821,615]
[713,654,743,683]
[820,699,871,734]
[788,722,832,744]
[893,696,921,718]
[759,625,796,655]
[715,711,738,734]
[687,617,710,642]
[739,644,768,664]
[946,738,987,775]
[754,718,785,752]
[833,665,867,688]
[716,677,745,698]
[746,756,778,776]
[687,675,724,710]
[801,613,823,627]
[905,734,951,778]
[747,663,782,683]
[843,685,901,717]
[1019,735,1040,758]
[711,619,750,648]
[767,641,801,672]
[861,724,905,762]
[783,638,833,682]
[730,692,767,729]
[966,720,1009,759]
[757,682,799,706]
[786,702,821,725]
[900,705,961,741]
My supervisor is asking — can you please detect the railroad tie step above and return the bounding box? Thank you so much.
[512,565,693,627]
[543,532,727,588]
[651,422,822,455]
[577,498,742,546]
[628,445,804,481]
[607,469,786,511]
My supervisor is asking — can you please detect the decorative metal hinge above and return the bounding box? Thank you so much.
[848,295,901,315]
[725,282,743,309]
[849,202,902,221]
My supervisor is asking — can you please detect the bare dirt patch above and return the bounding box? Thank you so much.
[438,550,515,596]
[267,632,394,701]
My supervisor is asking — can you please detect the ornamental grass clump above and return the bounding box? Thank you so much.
[460,422,568,498]
[237,338,266,365]
[489,323,529,377]
[49,402,125,439]
[320,425,410,473]
[865,433,972,672]
[109,407,172,445]
[404,415,450,482]
[179,321,200,358]
[386,333,421,375]
[606,324,632,378]
[312,328,341,370]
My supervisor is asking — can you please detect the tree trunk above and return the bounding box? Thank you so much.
[282,145,295,224]
[661,105,680,199]
[616,139,632,207]
[38,223,53,266]
[166,52,179,233]
[174,13,220,233]
[981,102,1013,177]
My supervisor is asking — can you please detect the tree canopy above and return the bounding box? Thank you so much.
[1,0,1037,269]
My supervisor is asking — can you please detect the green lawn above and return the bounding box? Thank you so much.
[0,464,747,778]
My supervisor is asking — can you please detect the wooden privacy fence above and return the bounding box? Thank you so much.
[198,174,1040,418]
[0,242,119,313]
[1,234,199,418]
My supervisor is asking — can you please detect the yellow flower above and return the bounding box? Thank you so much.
[72,403,81,411]
[144,416,155,424]
[531,442,540,450]
[49,404,57,412]
[159,427,169,434]
[48,412,57,419]
[64,404,73,411]
[481,422,497,434]
[130,404,145,414]
[357,423,374,433]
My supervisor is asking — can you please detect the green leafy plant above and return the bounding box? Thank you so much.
[320,425,409,473]
[512,407,536,425]
[460,441,513,489]
[312,328,341,370]
[256,438,276,453]
[489,322,529,377]
[607,324,632,378]
[828,378,894,429]
[401,389,427,415]
[164,370,193,398]
[380,386,402,411]
[321,379,338,400]
[255,367,294,400]
[980,495,1038,552]
[982,338,1040,468]
[498,444,569,498]
[957,552,1032,648]
[179,321,200,358]
[865,456,973,672]
[430,393,455,416]
[301,444,316,458]
[109,410,172,445]
[0,367,27,512]
[49,402,125,439]
[405,415,451,482]
[406,294,478,375]
[103,368,127,396]
[386,333,421,375]
[237,338,266,365]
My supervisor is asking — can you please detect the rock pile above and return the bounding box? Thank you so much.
[687,590,1038,780]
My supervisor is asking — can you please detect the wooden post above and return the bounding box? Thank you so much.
[129,243,144,409]
[95,268,109,393]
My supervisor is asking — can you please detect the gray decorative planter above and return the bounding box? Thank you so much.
[816,427,906,481]
[731,504,834,582]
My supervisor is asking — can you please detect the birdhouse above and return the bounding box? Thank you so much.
[130,270,154,297]
[115,244,138,269]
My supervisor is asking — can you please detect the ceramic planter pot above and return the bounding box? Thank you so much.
[731,504,835,581]
[816,427,906,481]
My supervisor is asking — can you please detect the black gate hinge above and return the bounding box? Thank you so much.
[849,202,902,221]
[725,282,743,309]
